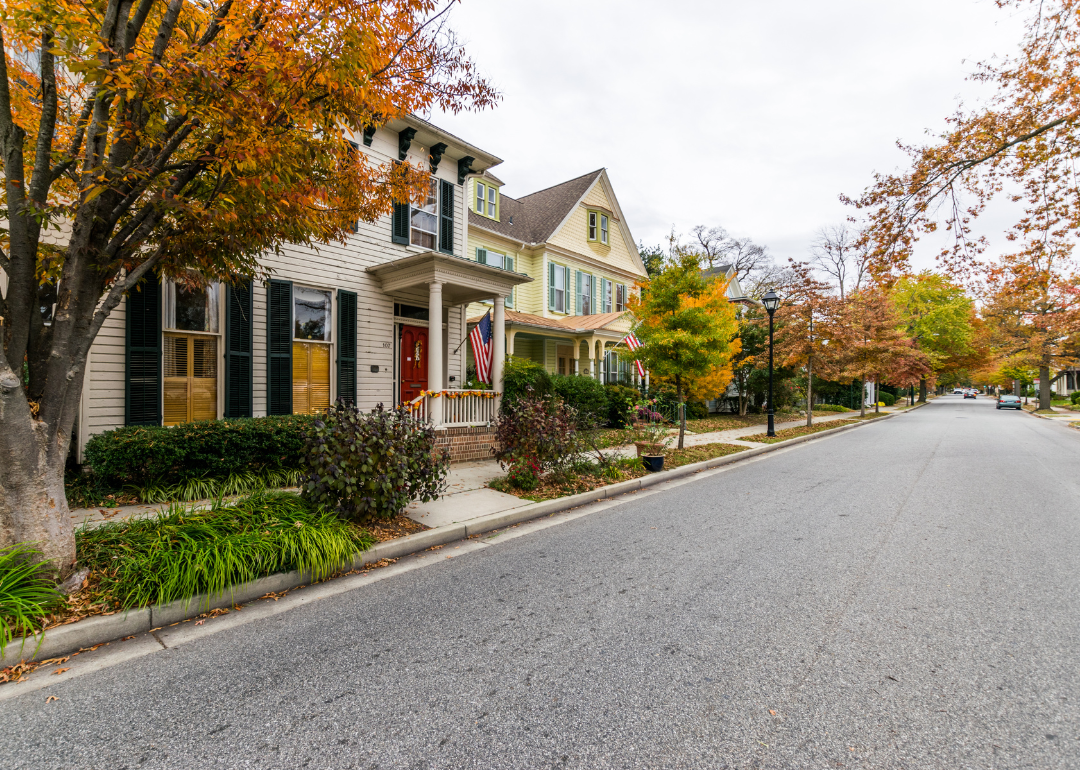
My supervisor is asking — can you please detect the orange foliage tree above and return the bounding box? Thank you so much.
[0,0,497,572]
[850,0,1080,409]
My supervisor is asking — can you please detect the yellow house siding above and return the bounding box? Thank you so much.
[547,181,641,278]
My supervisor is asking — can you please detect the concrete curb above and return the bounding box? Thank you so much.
[1,411,897,667]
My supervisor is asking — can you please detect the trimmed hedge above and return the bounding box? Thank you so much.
[879,392,896,407]
[551,374,609,428]
[83,415,314,487]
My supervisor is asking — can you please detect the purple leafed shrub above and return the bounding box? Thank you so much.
[492,389,581,476]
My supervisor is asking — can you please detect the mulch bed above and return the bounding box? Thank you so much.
[489,443,748,502]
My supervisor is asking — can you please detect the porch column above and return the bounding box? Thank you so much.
[572,338,580,376]
[493,297,506,411]
[507,329,516,357]
[428,281,444,426]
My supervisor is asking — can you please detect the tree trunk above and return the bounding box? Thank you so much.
[874,377,880,414]
[1039,359,1052,411]
[0,365,76,576]
[676,374,685,450]
[860,379,866,418]
[918,377,927,403]
[806,356,813,428]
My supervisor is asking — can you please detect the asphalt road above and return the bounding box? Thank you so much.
[4,397,1080,769]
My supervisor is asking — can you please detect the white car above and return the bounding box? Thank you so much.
[952,388,964,394]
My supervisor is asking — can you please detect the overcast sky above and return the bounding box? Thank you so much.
[431,0,1030,271]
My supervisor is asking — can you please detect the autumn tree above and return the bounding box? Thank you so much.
[835,290,931,417]
[890,272,978,402]
[774,260,843,426]
[850,0,1080,410]
[628,251,740,449]
[809,223,870,301]
[0,0,497,573]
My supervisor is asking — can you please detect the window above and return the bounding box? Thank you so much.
[578,272,593,315]
[549,262,569,314]
[476,247,515,307]
[162,280,221,426]
[487,185,497,217]
[475,181,498,219]
[294,286,332,341]
[476,182,486,214]
[164,280,219,333]
[292,286,332,416]
[410,177,438,249]
[588,210,610,245]
[603,278,613,313]
[615,283,627,312]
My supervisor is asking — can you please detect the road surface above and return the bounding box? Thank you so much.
[3,396,1079,768]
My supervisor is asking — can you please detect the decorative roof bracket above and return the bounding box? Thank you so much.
[429,142,448,173]
[457,156,475,185]
[398,128,417,161]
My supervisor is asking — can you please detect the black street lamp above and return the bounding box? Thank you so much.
[762,290,781,437]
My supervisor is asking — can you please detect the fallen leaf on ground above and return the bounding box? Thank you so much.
[45,696,57,703]
[53,668,70,675]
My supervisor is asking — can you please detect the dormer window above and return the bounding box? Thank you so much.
[588,210,609,245]
[475,181,499,219]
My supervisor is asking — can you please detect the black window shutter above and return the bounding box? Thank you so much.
[225,280,253,418]
[267,279,293,415]
[392,200,410,245]
[125,275,162,426]
[439,179,455,254]
[337,290,358,405]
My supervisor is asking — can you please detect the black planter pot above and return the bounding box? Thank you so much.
[641,455,665,473]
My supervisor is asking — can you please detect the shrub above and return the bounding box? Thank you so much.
[300,402,448,521]
[84,415,314,488]
[1071,391,1080,405]
[687,400,709,420]
[501,356,552,410]
[77,492,372,609]
[492,390,580,475]
[814,403,849,413]
[551,374,609,428]
[879,392,896,407]
[605,384,640,427]
[0,543,65,655]
[506,458,540,491]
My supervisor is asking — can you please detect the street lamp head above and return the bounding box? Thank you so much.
[762,290,781,315]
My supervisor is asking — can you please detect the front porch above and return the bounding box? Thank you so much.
[367,252,532,432]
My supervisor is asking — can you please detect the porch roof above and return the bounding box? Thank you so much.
[468,309,633,337]
[366,251,532,306]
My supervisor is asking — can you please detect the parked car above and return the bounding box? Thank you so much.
[997,395,1022,410]
[952,388,964,394]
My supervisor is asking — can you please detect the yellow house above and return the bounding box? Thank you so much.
[465,168,648,384]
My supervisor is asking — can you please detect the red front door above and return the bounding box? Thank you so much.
[399,325,429,404]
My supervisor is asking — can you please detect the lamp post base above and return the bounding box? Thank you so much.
[766,410,775,437]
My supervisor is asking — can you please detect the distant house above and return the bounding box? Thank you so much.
[465,168,649,384]
[701,264,753,305]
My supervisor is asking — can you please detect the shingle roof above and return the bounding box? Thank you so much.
[468,169,604,245]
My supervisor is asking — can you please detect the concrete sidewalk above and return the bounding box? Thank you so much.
[70,408,894,532]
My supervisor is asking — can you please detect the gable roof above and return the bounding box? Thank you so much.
[468,170,603,245]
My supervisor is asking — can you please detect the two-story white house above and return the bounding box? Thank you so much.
[76,116,531,462]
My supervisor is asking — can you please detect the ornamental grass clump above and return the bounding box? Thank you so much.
[300,402,449,521]
[76,492,372,609]
[0,544,65,655]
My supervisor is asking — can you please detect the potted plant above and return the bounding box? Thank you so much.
[625,400,672,470]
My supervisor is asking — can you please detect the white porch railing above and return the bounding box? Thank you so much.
[406,390,499,428]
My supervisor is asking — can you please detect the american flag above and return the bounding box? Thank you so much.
[470,311,493,384]
[622,332,646,378]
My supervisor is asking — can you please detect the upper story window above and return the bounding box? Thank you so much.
[615,283,627,312]
[411,178,438,250]
[588,210,609,245]
[549,262,570,314]
[578,272,593,315]
[164,280,219,333]
[475,181,499,219]
[476,247,514,307]
[294,286,332,342]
